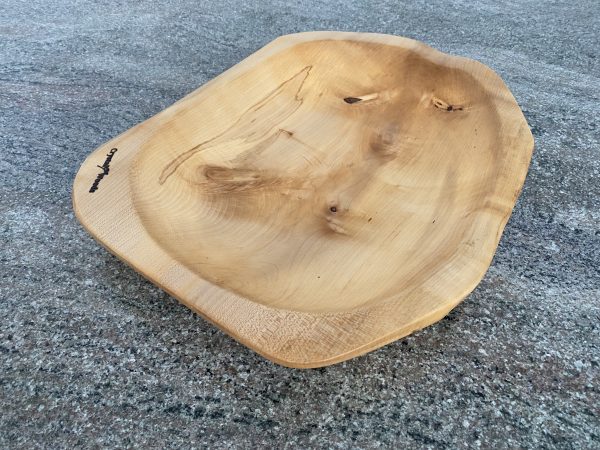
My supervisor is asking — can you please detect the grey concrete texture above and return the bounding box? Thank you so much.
[1,0,598,448]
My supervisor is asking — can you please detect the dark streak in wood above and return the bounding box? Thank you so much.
[344,97,362,104]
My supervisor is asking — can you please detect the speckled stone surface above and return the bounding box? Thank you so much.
[1,0,599,448]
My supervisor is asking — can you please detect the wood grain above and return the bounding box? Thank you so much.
[73,32,534,367]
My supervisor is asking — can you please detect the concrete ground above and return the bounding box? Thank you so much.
[1,0,598,448]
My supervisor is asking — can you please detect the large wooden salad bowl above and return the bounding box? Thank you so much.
[73,32,534,367]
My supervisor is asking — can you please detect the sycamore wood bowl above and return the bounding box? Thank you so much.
[73,32,534,368]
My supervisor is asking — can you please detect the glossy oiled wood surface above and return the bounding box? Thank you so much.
[73,32,533,367]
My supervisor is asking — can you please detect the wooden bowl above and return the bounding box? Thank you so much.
[73,32,533,368]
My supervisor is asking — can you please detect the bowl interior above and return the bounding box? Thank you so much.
[130,39,502,313]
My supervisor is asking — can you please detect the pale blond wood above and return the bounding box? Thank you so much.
[73,32,533,368]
